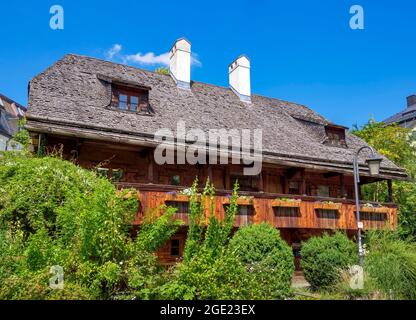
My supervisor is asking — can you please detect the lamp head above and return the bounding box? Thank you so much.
[366,156,382,176]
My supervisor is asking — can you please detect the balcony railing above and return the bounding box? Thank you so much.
[116,183,397,230]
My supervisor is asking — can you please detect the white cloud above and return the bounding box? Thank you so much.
[125,52,170,66]
[104,44,201,67]
[105,44,122,59]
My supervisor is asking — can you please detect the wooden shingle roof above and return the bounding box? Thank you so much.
[26,54,407,180]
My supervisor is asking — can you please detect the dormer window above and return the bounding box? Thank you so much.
[111,84,150,113]
[324,125,347,147]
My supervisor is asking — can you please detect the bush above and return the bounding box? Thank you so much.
[0,153,181,299]
[160,246,256,300]
[228,223,294,299]
[365,231,416,300]
[301,232,356,289]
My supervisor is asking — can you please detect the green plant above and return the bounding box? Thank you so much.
[0,153,182,300]
[228,223,294,299]
[301,232,356,289]
[365,231,416,300]
[155,67,170,75]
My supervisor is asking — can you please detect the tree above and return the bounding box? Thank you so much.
[351,118,416,238]
[155,67,169,75]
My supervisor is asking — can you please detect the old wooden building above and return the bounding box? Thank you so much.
[26,38,407,266]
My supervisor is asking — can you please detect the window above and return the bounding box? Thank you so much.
[112,85,150,113]
[317,185,330,197]
[95,167,124,182]
[111,169,124,182]
[273,207,301,217]
[361,212,386,222]
[230,175,259,191]
[96,167,109,178]
[130,96,138,111]
[171,175,181,186]
[119,94,128,110]
[324,125,347,147]
[170,239,180,256]
[289,181,299,195]
[316,209,338,219]
[224,204,255,216]
[165,201,189,214]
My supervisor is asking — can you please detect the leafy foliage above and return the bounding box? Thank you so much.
[0,153,181,299]
[228,223,294,299]
[365,231,416,300]
[160,182,294,300]
[11,118,31,150]
[0,153,297,300]
[301,232,356,289]
[351,118,416,169]
[155,67,170,75]
[351,118,416,239]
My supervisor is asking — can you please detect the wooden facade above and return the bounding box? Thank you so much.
[30,135,398,266]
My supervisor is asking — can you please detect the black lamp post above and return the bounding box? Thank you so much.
[353,146,382,266]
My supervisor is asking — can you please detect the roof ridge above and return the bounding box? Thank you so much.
[66,53,314,110]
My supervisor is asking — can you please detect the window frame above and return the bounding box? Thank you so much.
[112,85,149,113]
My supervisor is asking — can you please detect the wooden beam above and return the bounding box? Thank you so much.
[323,172,342,179]
[340,174,346,199]
[300,169,306,195]
[387,180,393,202]
[147,154,154,183]
[282,175,289,194]
[207,165,213,183]
[258,171,264,192]
[225,166,231,190]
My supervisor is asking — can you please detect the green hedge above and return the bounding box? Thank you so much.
[301,232,356,289]
[228,223,294,299]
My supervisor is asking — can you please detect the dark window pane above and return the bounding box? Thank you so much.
[316,209,338,219]
[96,167,109,178]
[171,175,181,186]
[131,96,138,111]
[165,201,189,214]
[224,204,254,215]
[170,239,180,256]
[119,94,127,110]
[273,207,301,217]
[111,169,123,182]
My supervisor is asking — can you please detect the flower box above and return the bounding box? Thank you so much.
[314,202,342,211]
[271,199,302,208]
[223,197,253,206]
[165,194,190,202]
[358,206,389,214]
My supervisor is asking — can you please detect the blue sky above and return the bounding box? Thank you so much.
[1,0,415,127]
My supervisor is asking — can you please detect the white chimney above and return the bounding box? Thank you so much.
[229,55,251,103]
[169,38,191,89]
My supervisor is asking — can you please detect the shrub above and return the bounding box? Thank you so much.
[301,232,356,289]
[228,223,294,299]
[0,153,181,299]
[365,231,416,300]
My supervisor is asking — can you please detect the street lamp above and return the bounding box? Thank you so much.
[353,146,382,266]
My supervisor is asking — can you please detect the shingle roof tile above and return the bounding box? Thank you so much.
[26,54,406,178]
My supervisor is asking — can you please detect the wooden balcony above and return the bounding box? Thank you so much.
[117,183,397,231]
